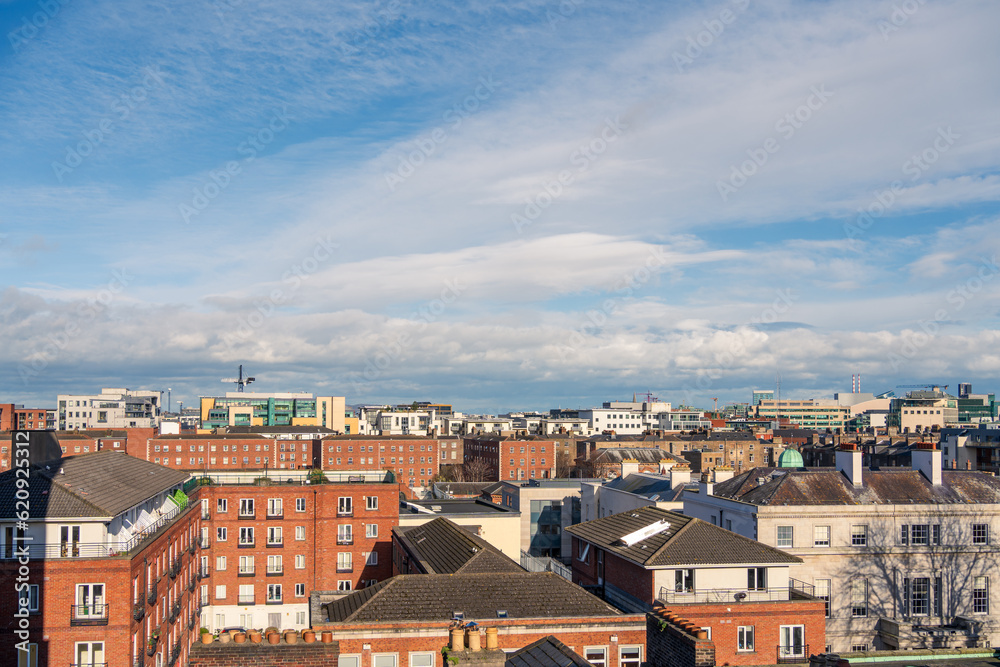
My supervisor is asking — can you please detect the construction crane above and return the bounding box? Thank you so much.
[711,397,719,411]
[221,365,255,392]
[896,384,948,392]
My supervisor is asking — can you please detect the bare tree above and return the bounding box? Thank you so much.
[462,458,493,483]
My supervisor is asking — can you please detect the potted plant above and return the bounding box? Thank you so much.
[200,628,213,644]
[283,629,298,644]
[218,630,231,644]
[302,628,316,643]
[249,629,262,643]
[234,631,247,643]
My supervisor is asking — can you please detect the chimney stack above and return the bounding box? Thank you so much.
[620,459,639,478]
[669,464,691,487]
[713,466,734,483]
[912,442,942,485]
[836,443,863,487]
[699,472,714,496]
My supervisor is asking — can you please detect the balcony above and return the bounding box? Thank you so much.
[147,583,157,606]
[266,540,283,548]
[266,567,283,577]
[267,511,284,520]
[266,596,283,605]
[657,586,796,604]
[336,565,353,573]
[70,603,109,626]
[238,512,256,520]
[188,611,197,630]
[776,645,808,663]
[188,541,197,555]
[238,541,255,549]
[337,536,353,546]
[199,537,210,549]
[238,567,255,577]
[238,594,255,605]
[198,566,211,580]
[168,601,181,624]
[188,577,196,592]
[133,604,145,621]
[337,507,353,517]
[169,642,181,666]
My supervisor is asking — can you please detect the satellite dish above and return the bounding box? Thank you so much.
[735,592,747,601]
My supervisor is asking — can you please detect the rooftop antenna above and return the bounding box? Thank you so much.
[221,364,256,393]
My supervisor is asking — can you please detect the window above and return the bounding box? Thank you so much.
[296,497,306,512]
[910,577,930,615]
[267,583,282,603]
[366,524,378,539]
[267,498,283,517]
[932,524,941,545]
[410,652,435,667]
[215,584,226,600]
[217,527,227,542]
[295,554,306,569]
[816,579,831,618]
[217,498,228,513]
[851,578,868,617]
[340,657,361,667]
[338,525,353,544]
[747,567,767,591]
[674,569,694,593]
[295,583,306,597]
[239,527,254,545]
[578,541,591,564]
[338,580,352,591]
[16,642,37,667]
[74,583,105,621]
[974,576,989,614]
[851,644,869,652]
[619,646,642,667]
[779,626,804,659]
[367,551,378,566]
[338,497,353,515]
[239,555,255,575]
[74,641,105,667]
[216,556,227,571]
[239,498,254,517]
[267,555,282,574]
[583,648,607,667]
[851,525,868,546]
[268,527,283,545]
[26,584,39,612]
[737,625,755,652]
[814,525,830,547]
[973,524,990,545]
[338,552,352,572]
[776,525,793,547]
[911,524,929,545]
[295,525,306,541]
[366,496,378,510]
[901,524,909,545]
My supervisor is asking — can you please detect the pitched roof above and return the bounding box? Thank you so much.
[712,466,1000,506]
[506,636,593,667]
[0,450,190,518]
[393,517,523,575]
[566,505,801,568]
[590,448,686,464]
[605,473,687,501]
[325,573,622,623]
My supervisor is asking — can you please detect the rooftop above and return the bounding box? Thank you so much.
[402,498,515,515]
[604,473,691,502]
[394,517,523,575]
[323,572,623,624]
[711,466,1000,506]
[566,505,801,568]
[505,636,593,667]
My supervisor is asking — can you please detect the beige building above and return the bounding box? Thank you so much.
[683,444,1000,653]
[397,497,521,561]
[756,399,850,431]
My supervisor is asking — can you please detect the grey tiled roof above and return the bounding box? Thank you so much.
[325,573,622,623]
[591,448,686,464]
[0,450,189,518]
[566,506,801,567]
[712,466,1000,506]
[394,517,523,575]
[506,636,593,667]
[605,473,685,501]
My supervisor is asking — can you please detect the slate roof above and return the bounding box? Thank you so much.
[712,466,1000,506]
[604,473,688,502]
[0,450,190,519]
[324,572,622,623]
[394,517,523,575]
[590,448,686,464]
[566,505,801,568]
[506,636,593,667]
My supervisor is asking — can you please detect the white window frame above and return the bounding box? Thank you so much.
[296,497,306,512]
[217,526,227,542]
[268,498,283,516]
[366,495,378,510]
[619,645,642,667]
[267,583,282,602]
[268,526,283,545]
[295,583,306,597]
[409,652,435,667]
[295,554,306,569]
[373,654,398,667]
[737,625,755,652]
[216,498,228,513]
[295,526,306,541]
[366,523,378,538]
[776,525,793,547]
[583,646,607,667]
[813,525,830,547]
[239,527,254,545]
[239,498,254,517]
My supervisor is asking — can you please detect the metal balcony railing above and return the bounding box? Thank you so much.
[337,535,353,545]
[266,567,283,576]
[657,586,794,604]
[133,604,145,621]
[198,566,211,579]
[238,567,255,577]
[199,537,210,549]
[776,645,808,663]
[238,594,255,605]
[70,603,109,625]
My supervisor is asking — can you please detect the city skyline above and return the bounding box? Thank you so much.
[2,1,999,412]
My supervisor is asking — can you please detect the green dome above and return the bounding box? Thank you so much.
[778,448,804,468]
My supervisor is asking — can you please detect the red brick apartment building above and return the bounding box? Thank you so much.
[0,449,203,667]
[567,506,826,665]
[136,434,319,471]
[0,405,49,432]
[319,435,440,488]
[462,435,558,481]
[191,471,400,633]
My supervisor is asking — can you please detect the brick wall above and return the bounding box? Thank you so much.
[646,613,715,667]
[320,436,440,488]
[189,639,340,666]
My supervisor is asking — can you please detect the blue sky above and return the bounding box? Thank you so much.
[2,0,1000,413]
